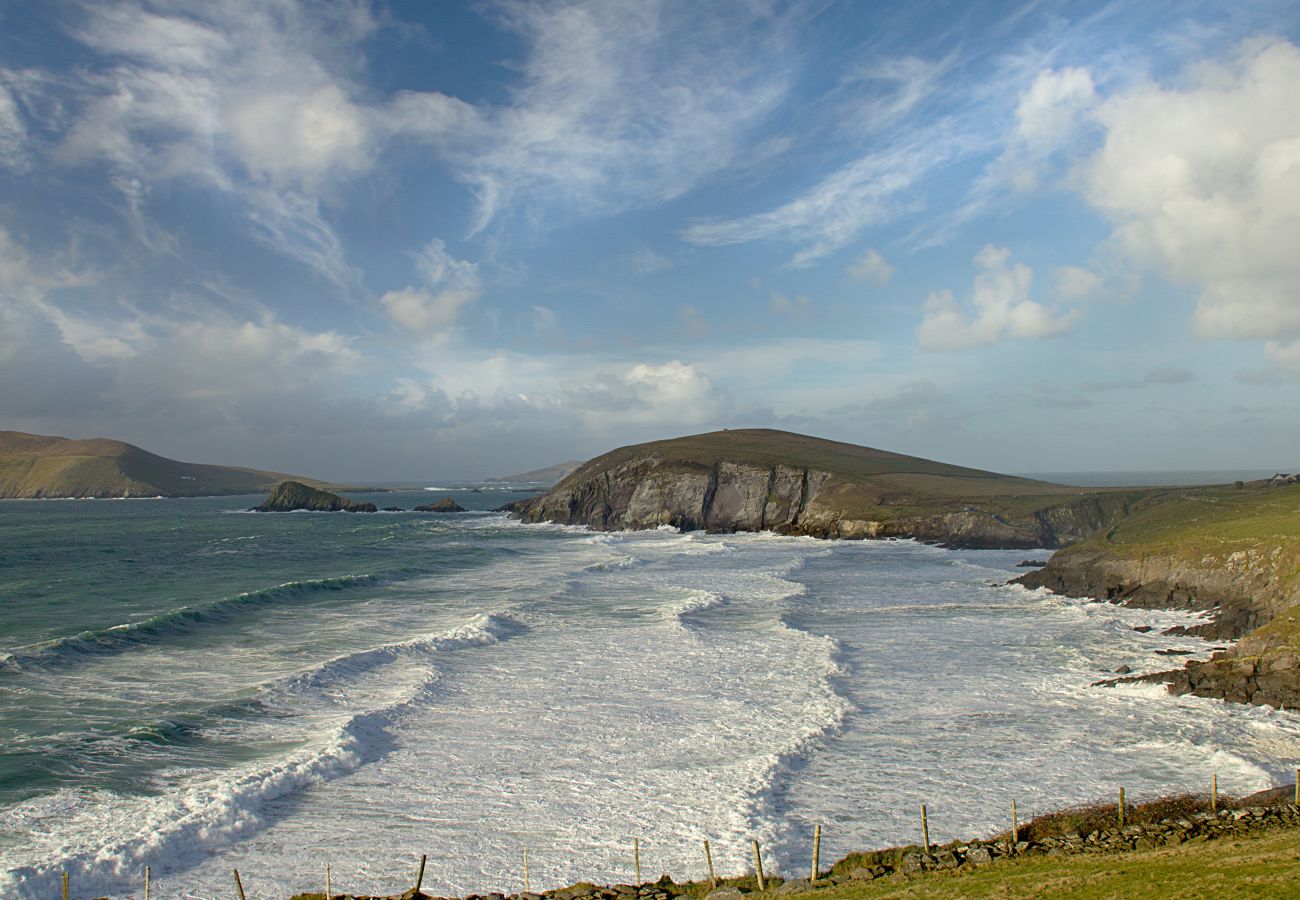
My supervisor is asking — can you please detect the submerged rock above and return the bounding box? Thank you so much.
[252,480,378,512]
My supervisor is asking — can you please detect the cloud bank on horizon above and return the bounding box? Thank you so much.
[1,0,1298,480]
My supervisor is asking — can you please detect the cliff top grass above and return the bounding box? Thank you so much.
[553,429,1158,526]
[563,429,1056,490]
[1091,481,1300,581]
[0,430,355,498]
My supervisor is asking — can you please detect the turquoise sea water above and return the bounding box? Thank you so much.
[2,491,1298,899]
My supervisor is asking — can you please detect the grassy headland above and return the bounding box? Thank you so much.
[1019,480,1300,706]
[514,429,1159,549]
[0,430,359,498]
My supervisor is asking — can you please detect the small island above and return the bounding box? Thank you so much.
[252,481,378,513]
[414,496,466,512]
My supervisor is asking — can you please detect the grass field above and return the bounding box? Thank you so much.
[804,826,1300,899]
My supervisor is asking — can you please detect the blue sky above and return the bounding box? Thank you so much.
[2,0,1299,480]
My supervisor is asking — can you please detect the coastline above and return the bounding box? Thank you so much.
[282,790,1300,899]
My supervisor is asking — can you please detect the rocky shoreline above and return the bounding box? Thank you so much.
[1016,535,1300,710]
[508,459,1140,550]
[1013,543,1297,641]
[289,794,1300,900]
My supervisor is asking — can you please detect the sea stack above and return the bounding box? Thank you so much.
[253,480,378,513]
[415,496,466,512]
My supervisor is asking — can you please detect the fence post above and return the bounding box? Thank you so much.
[703,840,717,889]
[1211,773,1218,814]
[920,804,930,852]
[751,839,765,891]
[810,823,821,881]
[634,836,641,885]
[523,848,530,894]
[144,865,151,900]
[416,854,427,894]
[326,862,332,900]
[61,872,69,900]
[1011,799,1019,844]
[233,868,247,900]
[1118,788,1126,829]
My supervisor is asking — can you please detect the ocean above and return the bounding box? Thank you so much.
[2,489,1298,899]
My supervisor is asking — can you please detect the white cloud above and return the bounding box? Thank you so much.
[628,244,672,275]
[1054,265,1103,301]
[410,1,799,234]
[848,248,894,284]
[1084,38,1300,342]
[381,239,481,335]
[228,84,371,184]
[682,136,962,266]
[769,291,811,317]
[0,82,29,172]
[613,360,727,426]
[1015,67,1096,153]
[917,245,1076,351]
[30,1,385,288]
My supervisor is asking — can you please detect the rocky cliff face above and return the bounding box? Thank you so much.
[514,456,1133,549]
[1016,542,1300,640]
[1027,535,1300,710]
[518,458,826,533]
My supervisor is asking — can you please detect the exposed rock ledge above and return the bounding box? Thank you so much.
[1015,543,1300,640]
[509,456,1135,549]
[1020,543,1300,709]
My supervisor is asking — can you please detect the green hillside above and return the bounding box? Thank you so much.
[522,429,1166,547]
[0,431,347,498]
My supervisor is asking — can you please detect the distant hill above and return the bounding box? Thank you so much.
[512,428,1158,548]
[0,431,347,498]
[486,459,585,485]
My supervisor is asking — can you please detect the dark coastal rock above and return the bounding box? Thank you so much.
[252,480,378,513]
[383,506,405,512]
[500,428,1159,549]
[415,496,466,513]
[1012,544,1289,641]
[1017,559,1049,567]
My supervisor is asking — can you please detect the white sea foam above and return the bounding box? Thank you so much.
[0,613,525,898]
[6,530,1300,900]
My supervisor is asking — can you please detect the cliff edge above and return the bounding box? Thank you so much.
[509,429,1150,549]
[1018,481,1300,708]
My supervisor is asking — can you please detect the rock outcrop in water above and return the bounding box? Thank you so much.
[1014,543,1298,641]
[415,497,466,512]
[253,481,377,513]
[1021,482,1300,709]
[509,429,1148,550]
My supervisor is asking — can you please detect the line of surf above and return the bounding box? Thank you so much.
[0,574,378,672]
[0,611,526,898]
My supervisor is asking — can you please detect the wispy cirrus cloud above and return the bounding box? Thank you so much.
[430,0,805,235]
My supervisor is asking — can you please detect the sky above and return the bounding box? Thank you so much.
[2,0,1300,481]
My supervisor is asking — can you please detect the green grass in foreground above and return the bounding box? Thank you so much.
[290,824,1300,900]
[806,825,1300,899]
